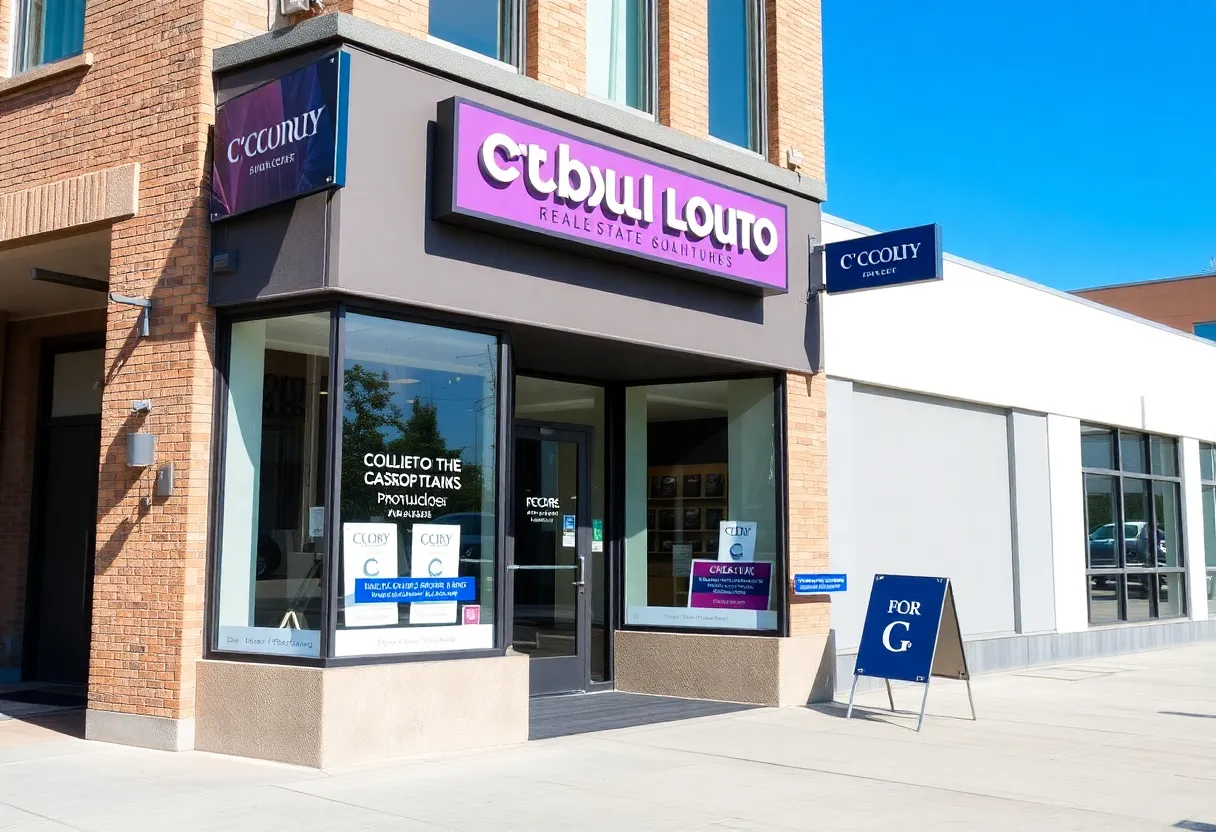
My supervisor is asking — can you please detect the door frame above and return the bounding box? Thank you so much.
[21,333,105,684]
[510,420,593,695]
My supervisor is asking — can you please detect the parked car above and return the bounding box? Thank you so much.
[1087,522,1166,568]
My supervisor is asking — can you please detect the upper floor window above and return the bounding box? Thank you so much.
[429,0,519,66]
[13,0,85,74]
[1193,322,1216,342]
[586,0,653,114]
[707,0,764,152]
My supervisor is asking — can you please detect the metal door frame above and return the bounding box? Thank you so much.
[510,421,592,695]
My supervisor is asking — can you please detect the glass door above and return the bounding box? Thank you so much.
[511,425,590,695]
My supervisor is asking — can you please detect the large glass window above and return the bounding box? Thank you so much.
[334,313,498,657]
[429,0,518,65]
[624,378,780,632]
[707,0,764,152]
[13,0,85,74]
[215,313,331,658]
[1200,443,1216,615]
[1081,426,1186,624]
[1193,322,1216,342]
[586,0,652,113]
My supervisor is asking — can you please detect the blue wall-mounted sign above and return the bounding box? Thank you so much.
[211,52,351,221]
[854,574,950,684]
[825,224,942,294]
[355,577,475,604]
[793,573,847,594]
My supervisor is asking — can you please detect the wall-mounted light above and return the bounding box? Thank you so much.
[128,432,157,467]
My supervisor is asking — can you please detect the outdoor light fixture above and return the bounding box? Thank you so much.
[127,432,157,468]
[109,292,152,338]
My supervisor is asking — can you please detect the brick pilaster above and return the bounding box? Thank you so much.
[526,0,587,94]
[785,371,829,637]
[658,0,709,137]
[317,0,427,36]
[764,0,824,179]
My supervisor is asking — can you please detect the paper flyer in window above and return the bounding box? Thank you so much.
[717,521,757,563]
[343,523,399,627]
[409,524,462,624]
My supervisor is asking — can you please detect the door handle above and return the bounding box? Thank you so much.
[572,554,586,590]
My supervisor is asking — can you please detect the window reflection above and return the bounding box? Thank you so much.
[1081,425,1185,624]
[429,0,514,63]
[708,0,762,151]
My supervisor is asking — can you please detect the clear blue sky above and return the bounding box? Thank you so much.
[822,1,1216,291]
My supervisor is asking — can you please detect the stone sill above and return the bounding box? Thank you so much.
[0,52,93,99]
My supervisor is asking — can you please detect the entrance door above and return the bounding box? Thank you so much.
[28,345,104,685]
[511,425,590,695]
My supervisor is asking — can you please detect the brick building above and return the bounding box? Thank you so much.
[0,0,830,765]
[1075,273,1216,340]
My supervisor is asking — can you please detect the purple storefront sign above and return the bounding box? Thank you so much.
[211,53,350,221]
[688,560,773,611]
[435,98,788,294]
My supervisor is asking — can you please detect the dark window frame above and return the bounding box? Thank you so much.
[1199,442,1216,616]
[206,301,511,669]
[12,0,86,75]
[1081,425,1186,625]
[615,372,788,638]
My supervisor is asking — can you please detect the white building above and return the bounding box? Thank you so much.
[823,215,1216,686]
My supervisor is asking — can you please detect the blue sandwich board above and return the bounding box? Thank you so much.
[846,574,974,731]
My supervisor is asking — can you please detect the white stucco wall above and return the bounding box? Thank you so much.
[823,215,1215,639]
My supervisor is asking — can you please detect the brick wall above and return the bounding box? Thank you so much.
[0,0,266,718]
[0,311,106,676]
[310,0,427,36]
[765,0,824,179]
[0,0,10,78]
[785,371,829,637]
[658,0,709,136]
[526,0,586,95]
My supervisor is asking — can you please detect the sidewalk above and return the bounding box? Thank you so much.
[1,643,1214,831]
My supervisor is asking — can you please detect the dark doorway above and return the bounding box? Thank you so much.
[24,342,104,685]
[511,424,591,695]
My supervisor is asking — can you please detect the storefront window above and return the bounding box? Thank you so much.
[623,377,780,632]
[1200,443,1216,615]
[334,313,498,657]
[1081,425,1186,624]
[215,313,331,658]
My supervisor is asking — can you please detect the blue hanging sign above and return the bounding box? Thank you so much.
[354,577,476,604]
[824,224,942,294]
[793,573,848,594]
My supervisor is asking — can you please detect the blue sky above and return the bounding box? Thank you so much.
[822,1,1216,291]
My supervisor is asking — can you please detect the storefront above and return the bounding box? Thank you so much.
[198,41,827,766]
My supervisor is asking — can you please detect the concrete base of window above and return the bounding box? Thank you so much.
[835,616,1216,693]
[85,709,196,752]
[195,651,529,768]
[613,631,833,707]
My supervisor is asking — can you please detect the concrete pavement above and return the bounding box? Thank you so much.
[1,642,1214,830]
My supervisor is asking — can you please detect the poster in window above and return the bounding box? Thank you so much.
[343,523,400,627]
[717,520,757,563]
[659,476,679,498]
[682,508,702,531]
[706,507,724,529]
[682,474,702,498]
[705,473,725,498]
[409,523,461,624]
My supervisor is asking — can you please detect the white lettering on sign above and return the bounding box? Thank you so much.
[886,599,922,616]
[227,106,326,164]
[839,242,921,271]
[478,135,780,258]
[882,620,912,653]
[526,497,560,509]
